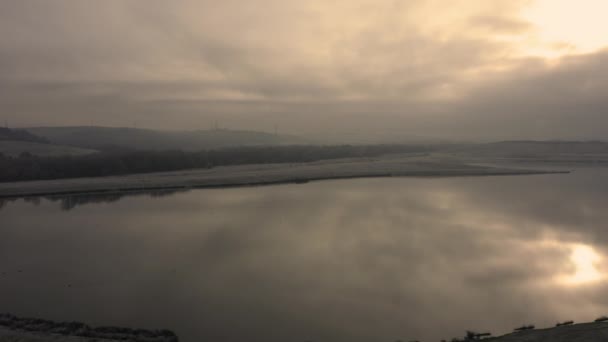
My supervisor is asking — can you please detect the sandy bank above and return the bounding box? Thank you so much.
[0,155,568,198]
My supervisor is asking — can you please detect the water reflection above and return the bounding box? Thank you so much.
[560,244,604,286]
[0,189,188,212]
[1,169,608,342]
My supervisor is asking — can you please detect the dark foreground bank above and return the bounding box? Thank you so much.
[0,314,178,342]
[480,321,608,342]
[2,313,608,342]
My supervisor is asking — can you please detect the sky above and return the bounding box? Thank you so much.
[1,0,608,141]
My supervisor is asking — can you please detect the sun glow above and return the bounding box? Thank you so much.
[523,0,608,57]
[560,244,604,286]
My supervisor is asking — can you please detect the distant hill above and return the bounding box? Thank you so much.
[465,140,608,154]
[453,140,608,157]
[0,127,49,144]
[27,126,306,151]
[445,140,608,165]
[0,140,97,157]
[0,127,97,157]
[0,127,96,157]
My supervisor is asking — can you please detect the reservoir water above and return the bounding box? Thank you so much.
[1,169,607,341]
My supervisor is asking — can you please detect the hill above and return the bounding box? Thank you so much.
[0,127,49,144]
[0,128,96,157]
[448,140,608,165]
[27,126,306,151]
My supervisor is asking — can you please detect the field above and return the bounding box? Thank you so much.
[0,141,97,157]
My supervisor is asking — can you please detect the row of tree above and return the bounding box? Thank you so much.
[0,144,433,182]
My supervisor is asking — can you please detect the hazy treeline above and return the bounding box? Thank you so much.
[0,144,432,182]
[0,127,49,144]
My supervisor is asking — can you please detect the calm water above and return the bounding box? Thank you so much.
[1,169,608,342]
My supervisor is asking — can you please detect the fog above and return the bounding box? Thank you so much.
[1,1,608,141]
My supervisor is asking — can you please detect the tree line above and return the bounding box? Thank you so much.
[0,144,433,182]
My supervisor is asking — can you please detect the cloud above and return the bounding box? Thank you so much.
[0,0,607,140]
[468,15,533,33]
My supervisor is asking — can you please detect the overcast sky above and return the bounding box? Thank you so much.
[1,0,608,141]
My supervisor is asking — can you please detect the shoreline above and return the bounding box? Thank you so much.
[0,170,568,200]
[0,155,569,199]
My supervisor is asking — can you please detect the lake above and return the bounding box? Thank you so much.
[1,169,607,342]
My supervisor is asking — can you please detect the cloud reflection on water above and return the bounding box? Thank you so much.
[0,170,607,342]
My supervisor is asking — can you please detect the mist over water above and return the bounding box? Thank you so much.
[1,169,608,342]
